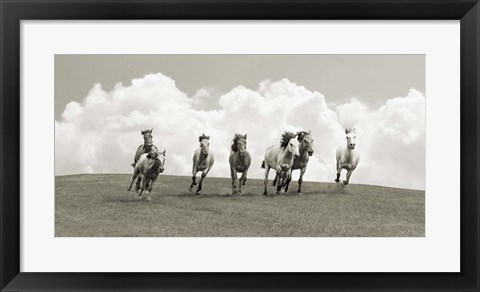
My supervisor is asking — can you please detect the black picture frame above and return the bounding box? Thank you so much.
[1,0,479,291]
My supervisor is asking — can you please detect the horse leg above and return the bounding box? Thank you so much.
[242,169,248,185]
[273,172,277,186]
[276,171,283,195]
[344,170,353,186]
[145,177,157,201]
[135,175,142,192]
[196,172,207,195]
[139,176,147,198]
[231,169,238,195]
[263,165,270,196]
[284,169,293,192]
[189,170,198,192]
[239,169,248,193]
[335,163,341,183]
[298,167,306,193]
[127,170,139,191]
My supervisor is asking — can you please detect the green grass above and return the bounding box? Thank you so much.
[55,174,424,237]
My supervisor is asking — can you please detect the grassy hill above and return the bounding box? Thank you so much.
[55,174,424,237]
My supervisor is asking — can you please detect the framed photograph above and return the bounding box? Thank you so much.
[1,0,479,291]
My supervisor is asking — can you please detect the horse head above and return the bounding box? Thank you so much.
[281,131,300,158]
[144,142,154,152]
[345,128,357,150]
[199,134,210,156]
[141,128,153,145]
[289,138,300,158]
[232,133,247,156]
[147,149,166,173]
[157,150,166,173]
[297,130,314,156]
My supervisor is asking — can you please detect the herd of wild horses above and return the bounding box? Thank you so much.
[127,128,360,201]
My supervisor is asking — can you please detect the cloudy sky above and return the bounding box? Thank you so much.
[55,55,425,190]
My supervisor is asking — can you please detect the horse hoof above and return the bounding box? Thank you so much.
[262,192,267,196]
[127,187,131,191]
[232,190,237,195]
[195,192,201,196]
[342,180,348,186]
[145,196,151,202]
[335,179,340,183]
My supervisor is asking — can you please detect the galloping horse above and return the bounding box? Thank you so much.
[127,149,166,201]
[282,130,314,193]
[132,129,158,167]
[189,134,215,195]
[261,132,300,195]
[336,128,360,185]
[229,134,251,194]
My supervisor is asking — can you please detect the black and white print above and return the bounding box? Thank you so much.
[55,55,425,237]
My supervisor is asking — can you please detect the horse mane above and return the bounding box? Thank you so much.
[141,129,153,135]
[296,131,310,142]
[198,133,210,142]
[231,133,247,152]
[280,131,296,149]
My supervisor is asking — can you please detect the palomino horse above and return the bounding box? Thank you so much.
[336,128,360,185]
[281,130,314,193]
[189,134,215,195]
[127,149,166,201]
[132,129,158,167]
[229,134,251,194]
[261,132,300,195]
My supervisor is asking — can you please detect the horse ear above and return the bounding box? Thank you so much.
[162,150,166,155]
[309,130,311,134]
[244,134,247,139]
[151,128,153,133]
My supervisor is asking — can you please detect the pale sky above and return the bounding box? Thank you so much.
[55,55,425,190]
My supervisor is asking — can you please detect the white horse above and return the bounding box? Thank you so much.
[127,149,166,201]
[335,128,360,185]
[190,134,215,195]
[261,132,300,195]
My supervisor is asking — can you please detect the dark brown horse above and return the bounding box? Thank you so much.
[131,129,158,167]
[283,130,314,193]
[229,134,251,194]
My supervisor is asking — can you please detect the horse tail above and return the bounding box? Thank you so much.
[261,160,265,169]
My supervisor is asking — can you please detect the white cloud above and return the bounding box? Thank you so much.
[55,73,425,190]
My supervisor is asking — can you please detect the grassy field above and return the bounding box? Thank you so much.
[55,174,424,237]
